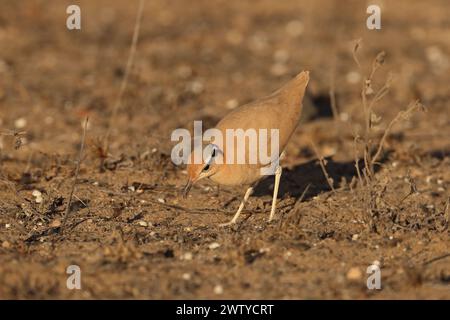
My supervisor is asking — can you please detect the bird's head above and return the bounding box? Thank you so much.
[183,144,223,198]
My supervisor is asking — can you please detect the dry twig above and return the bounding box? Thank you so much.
[61,118,89,229]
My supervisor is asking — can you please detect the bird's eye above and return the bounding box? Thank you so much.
[203,164,210,172]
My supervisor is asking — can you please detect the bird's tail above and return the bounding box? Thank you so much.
[278,70,310,107]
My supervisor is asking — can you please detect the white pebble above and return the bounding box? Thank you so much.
[226,99,239,109]
[352,234,359,241]
[208,242,220,250]
[158,198,165,203]
[182,252,193,260]
[182,273,191,280]
[138,221,148,227]
[213,285,224,295]
[14,118,27,129]
[32,190,42,197]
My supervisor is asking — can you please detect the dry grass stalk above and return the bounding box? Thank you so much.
[350,41,427,231]
[329,54,340,121]
[371,100,425,166]
[309,140,335,192]
[61,118,89,229]
[103,0,145,157]
[351,41,425,179]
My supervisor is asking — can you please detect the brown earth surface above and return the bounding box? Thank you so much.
[0,0,449,299]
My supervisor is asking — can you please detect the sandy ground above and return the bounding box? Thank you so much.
[0,0,449,299]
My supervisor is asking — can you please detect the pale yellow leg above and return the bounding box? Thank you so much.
[220,186,253,226]
[269,166,282,222]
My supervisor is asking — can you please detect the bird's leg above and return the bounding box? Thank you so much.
[269,165,282,222]
[220,186,253,226]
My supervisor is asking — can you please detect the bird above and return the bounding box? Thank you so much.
[183,71,310,225]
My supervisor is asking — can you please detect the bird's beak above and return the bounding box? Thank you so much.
[182,179,193,199]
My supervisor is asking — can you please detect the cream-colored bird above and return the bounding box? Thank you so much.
[183,71,310,225]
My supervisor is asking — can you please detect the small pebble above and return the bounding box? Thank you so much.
[32,190,42,197]
[226,99,239,109]
[138,221,148,227]
[158,198,165,204]
[2,241,11,249]
[346,267,362,281]
[50,219,61,228]
[182,252,193,260]
[208,242,220,250]
[14,118,27,129]
[213,285,224,295]
[187,80,204,94]
[182,273,191,280]
[352,234,359,241]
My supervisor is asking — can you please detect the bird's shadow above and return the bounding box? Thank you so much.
[252,157,358,202]
[253,146,450,202]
